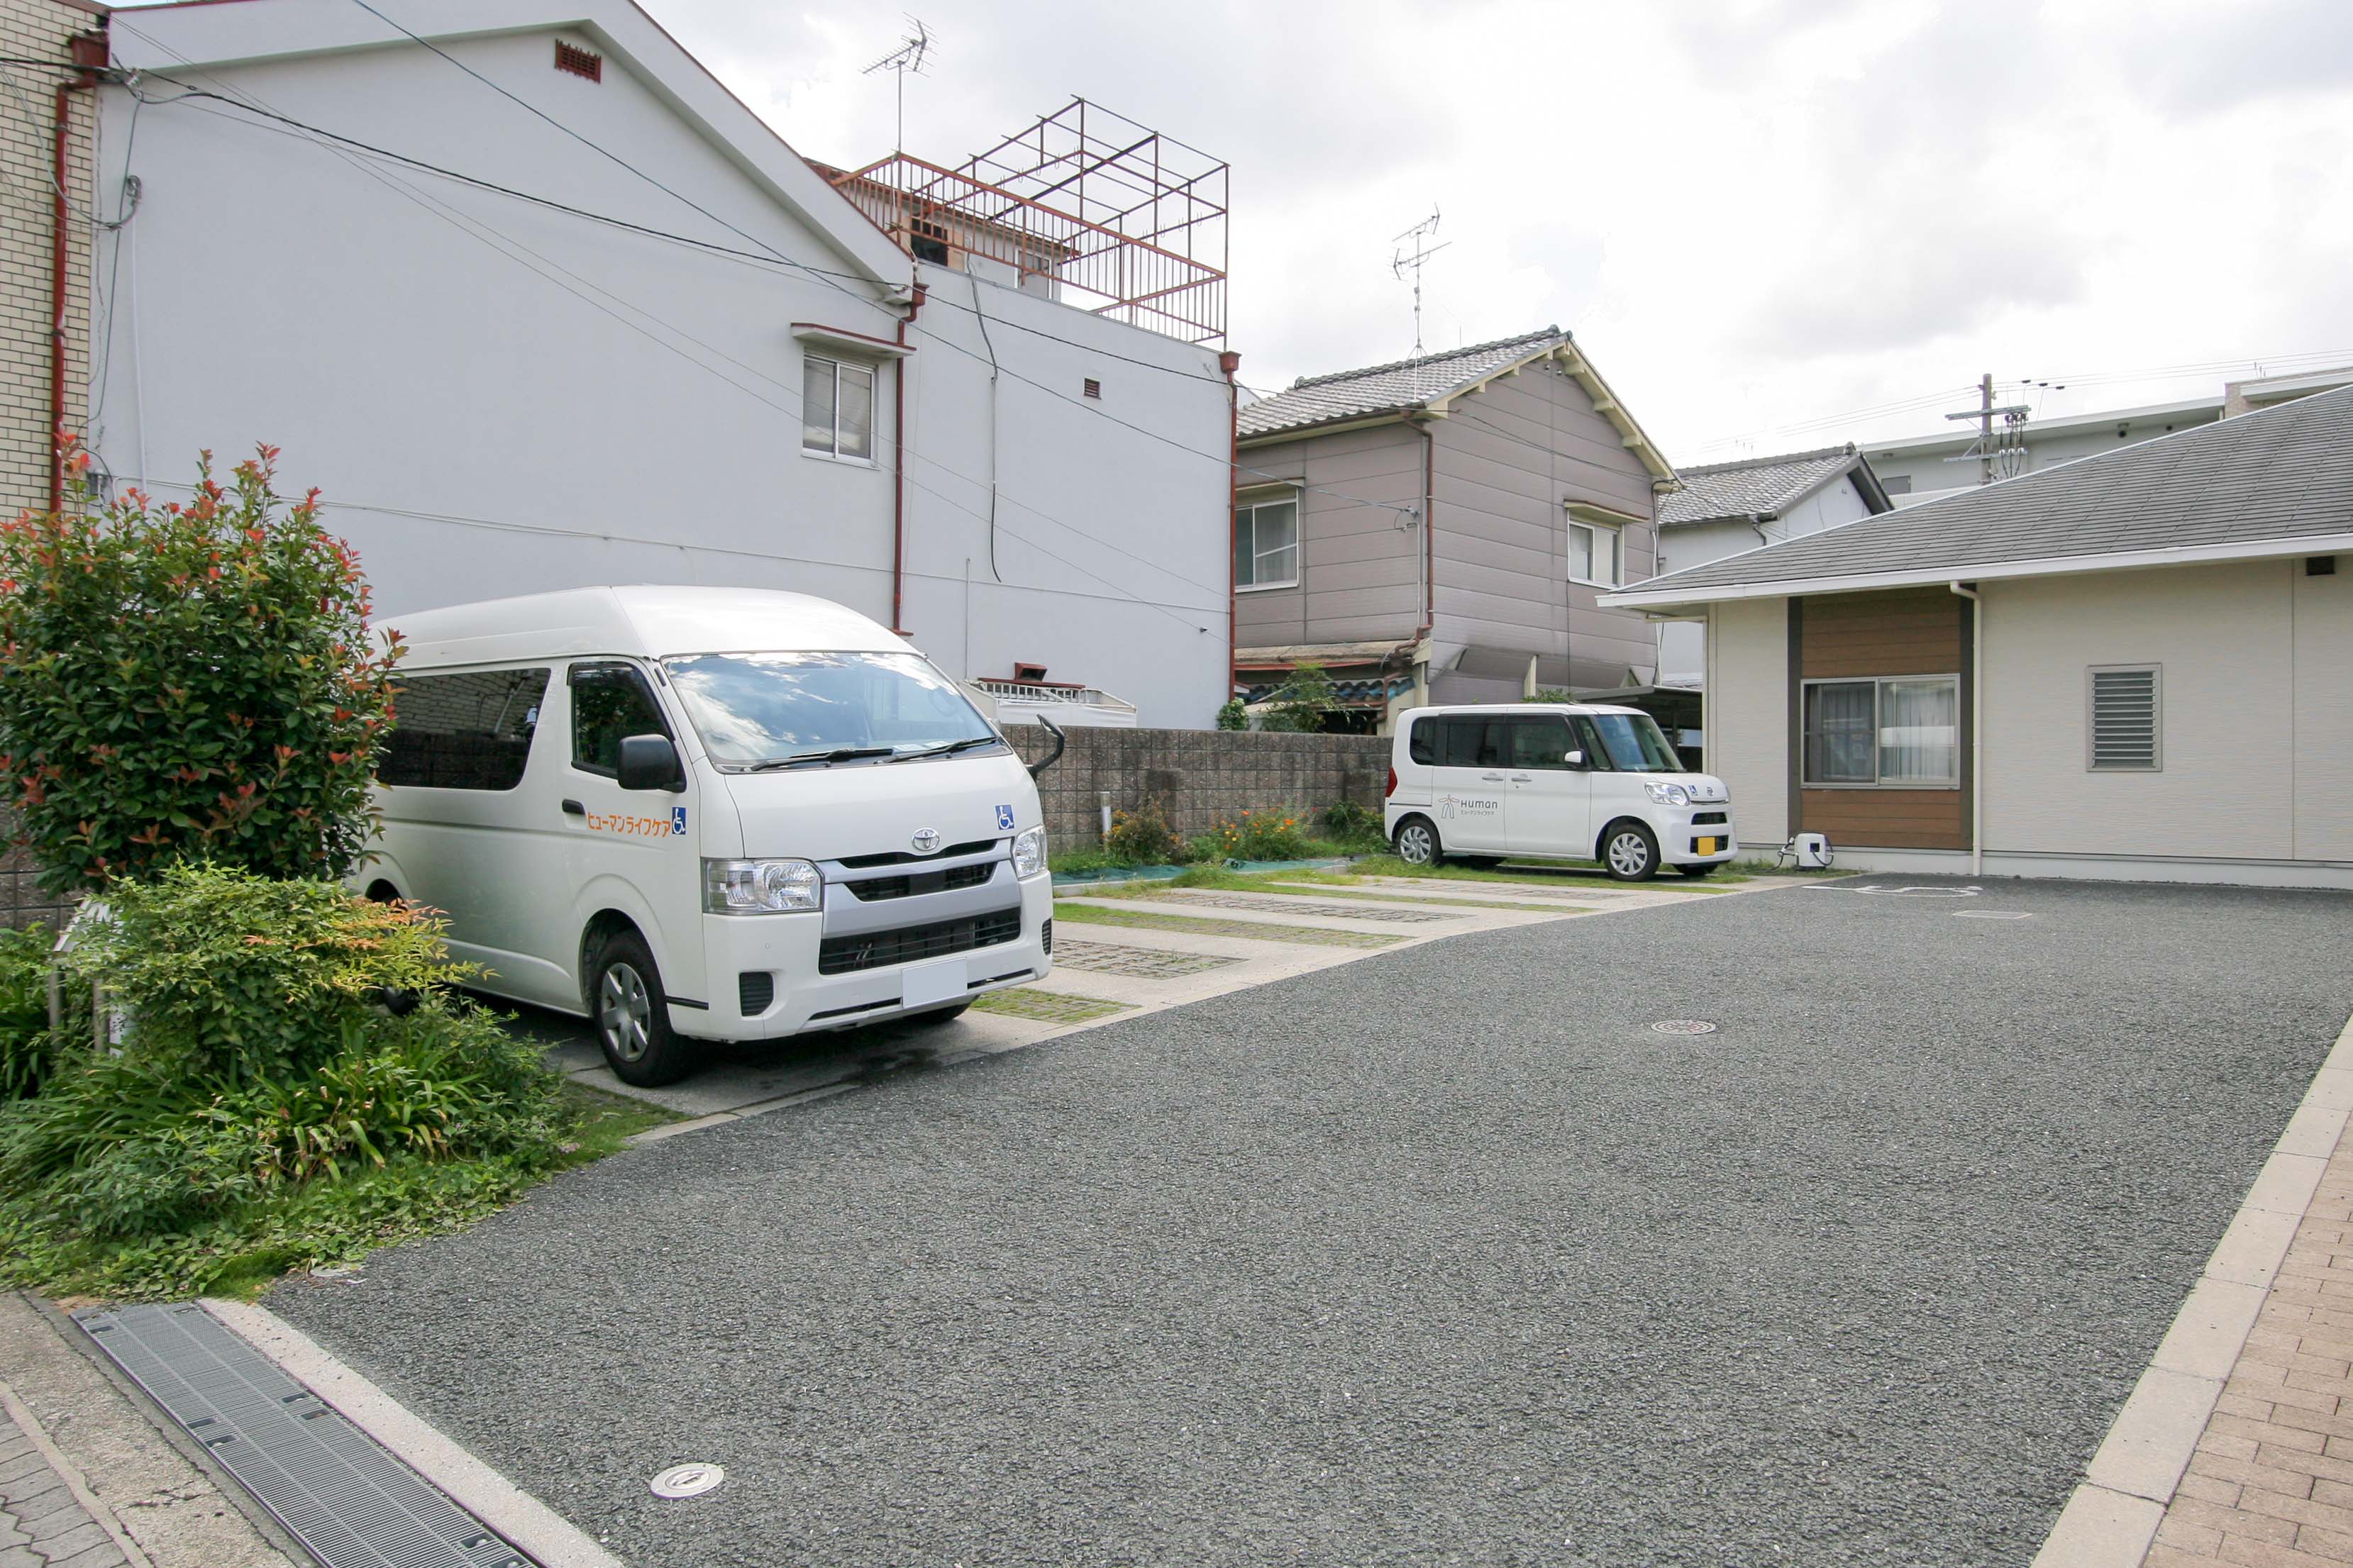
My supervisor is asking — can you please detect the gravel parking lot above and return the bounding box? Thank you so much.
[272,876,2353,1567]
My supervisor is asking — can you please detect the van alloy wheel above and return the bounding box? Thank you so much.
[1604,825,1659,882]
[1395,819,1436,865]
[599,962,655,1063]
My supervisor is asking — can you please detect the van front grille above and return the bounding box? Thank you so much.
[837,839,998,869]
[818,908,1022,976]
[845,864,994,902]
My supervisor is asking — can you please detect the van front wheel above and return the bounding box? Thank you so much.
[1393,816,1441,867]
[589,929,696,1087]
[1601,822,1661,882]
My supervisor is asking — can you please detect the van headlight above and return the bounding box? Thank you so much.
[1644,782,1691,807]
[1012,825,1047,878]
[702,857,821,913]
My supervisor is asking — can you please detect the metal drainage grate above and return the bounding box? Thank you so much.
[1650,1020,1719,1035]
[77,1303,534,1568]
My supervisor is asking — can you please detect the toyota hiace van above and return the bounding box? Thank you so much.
[1383,704,1734,879]
[358,586,1056,1085]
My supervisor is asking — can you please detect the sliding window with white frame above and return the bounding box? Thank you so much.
[1234,494,1300,590]
[1802,674,1960,787]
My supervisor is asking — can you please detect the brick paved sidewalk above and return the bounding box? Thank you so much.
[0,1386,135,1568]
[2147,1133,2353,1567]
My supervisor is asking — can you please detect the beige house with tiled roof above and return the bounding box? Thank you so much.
[1233,328,1681,731]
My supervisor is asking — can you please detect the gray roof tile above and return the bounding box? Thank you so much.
[1656,445,1873,526]
[1617,384,2353,599]
[1239,328,1563,439]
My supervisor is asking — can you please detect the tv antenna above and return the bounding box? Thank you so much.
[1391,209,1449,359]
[863,17,934,154]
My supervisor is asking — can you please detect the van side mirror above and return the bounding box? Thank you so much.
[1563,748,1588,769]
[617,733,685,793]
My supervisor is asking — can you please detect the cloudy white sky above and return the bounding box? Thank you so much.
[648,0,2353,462]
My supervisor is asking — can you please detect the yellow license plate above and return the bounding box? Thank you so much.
[1694,837,1720,855]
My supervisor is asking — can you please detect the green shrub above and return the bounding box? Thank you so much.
[1319,801,1385,851]
[1193,807,1314,863]
[1101,799,1186,866]
[0,443,399,894]
[1260,664,1335,733]
[70,862,463,1082]
[1214,697,1249,731]
[0,923,57,1100]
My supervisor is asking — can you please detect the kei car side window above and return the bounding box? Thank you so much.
[1568,716,1615,769]
[570,662,670,777]
[1507,718,1573,770]
[1436,716,1503,767]
[1408,718,1437,766]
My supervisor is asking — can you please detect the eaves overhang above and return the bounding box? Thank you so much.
[1599,530,2353,613]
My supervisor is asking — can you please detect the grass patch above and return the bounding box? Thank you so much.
[970,987,1132,1024]
[1053,901,1402,948]
[563,1082,686,1150]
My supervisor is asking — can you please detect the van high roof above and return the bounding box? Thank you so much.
[380,586,910,667]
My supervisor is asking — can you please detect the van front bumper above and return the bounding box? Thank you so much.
[672,871,1055,1042]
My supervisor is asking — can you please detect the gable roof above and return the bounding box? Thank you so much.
[1604,382,2353,608]
[1239,327,1678,484]
[1656,443,1890,527]
[106,0,917,290]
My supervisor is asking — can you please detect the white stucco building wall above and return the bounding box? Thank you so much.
[91,0,1230,727]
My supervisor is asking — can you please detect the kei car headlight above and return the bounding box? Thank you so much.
[1644,782,1691,807]
[1012,825,1047,878]
[702,857,821,913]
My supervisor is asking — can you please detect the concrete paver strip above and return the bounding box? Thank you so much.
[269,876,2353,1567]
[1139,890,1461,923]
[1046,938,1241,977]
[1050,901,1407,945]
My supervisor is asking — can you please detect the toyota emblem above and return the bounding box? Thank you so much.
[910,828,942,854]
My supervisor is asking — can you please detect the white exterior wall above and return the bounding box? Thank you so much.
[1656,477,1874,686]
[1704,596,1788,847]
[1982,560,2348,874]
[901,265,1229,727]
[92,9,1228,727]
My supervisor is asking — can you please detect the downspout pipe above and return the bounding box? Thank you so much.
[1417,421,1435,638]
[1949,580,1983,876]
[890,282,927,635]
[1219,349,1241,706]
[47,30,105,513]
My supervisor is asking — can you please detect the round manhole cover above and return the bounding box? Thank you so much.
[650,1462,725,1499]
[1650,1020,1718,1035]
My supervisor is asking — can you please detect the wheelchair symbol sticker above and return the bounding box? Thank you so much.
[670,806,687,835]
[995,804,1017,832]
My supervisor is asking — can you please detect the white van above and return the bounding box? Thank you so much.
[1383,704,1735,880]
[359,586,1057,1086]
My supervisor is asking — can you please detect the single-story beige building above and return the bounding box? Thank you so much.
[1600,383,2353,888]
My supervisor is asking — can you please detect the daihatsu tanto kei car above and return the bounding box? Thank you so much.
[1383,703,1735,880]
[357,586,1055,1086]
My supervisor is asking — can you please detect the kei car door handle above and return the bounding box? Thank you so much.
[561,799,585,817]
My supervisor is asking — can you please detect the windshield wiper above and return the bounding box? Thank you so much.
[885,736,1000,764]
[741,746,896,772]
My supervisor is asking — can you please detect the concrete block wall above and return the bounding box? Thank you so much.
[0,806,74,932]
[1,0,99,518]
[1004,724,1390,855]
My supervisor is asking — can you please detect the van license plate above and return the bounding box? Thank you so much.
[902,959,967,1009]
[1694,837,1720,855]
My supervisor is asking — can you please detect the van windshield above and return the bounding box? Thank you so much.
[662,652,1002,770]
[1585,712,1684,773]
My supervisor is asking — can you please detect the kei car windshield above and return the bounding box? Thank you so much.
[662,651,1002,769]
[1588,712,1684,773]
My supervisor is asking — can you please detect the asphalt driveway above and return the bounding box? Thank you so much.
[270,876,2353,1567]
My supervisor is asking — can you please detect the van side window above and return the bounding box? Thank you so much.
[379,667,549,791]
[1436,716,1504,767]
[570,663,670,777]
[1507,717,1574,770]
[1408,718,1437,766]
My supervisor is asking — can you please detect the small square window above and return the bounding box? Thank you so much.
[1234,497,1298,590]
[802,354,876,462]
[1567,519,1622,587]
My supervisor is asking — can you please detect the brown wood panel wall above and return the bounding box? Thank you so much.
[1794,589,1970,850]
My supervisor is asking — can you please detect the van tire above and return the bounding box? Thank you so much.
[1393,816,1441,867]
[1600,821,1661,882]
[587,928,696,1087]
